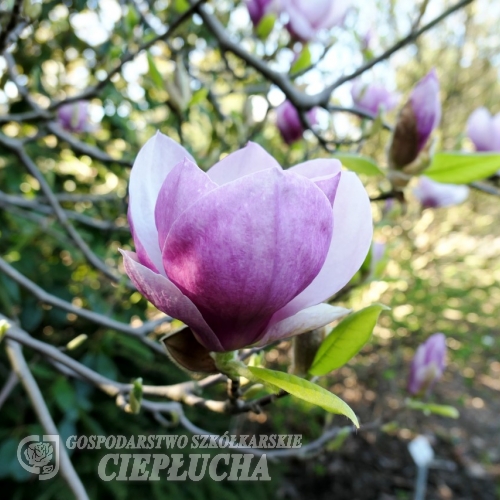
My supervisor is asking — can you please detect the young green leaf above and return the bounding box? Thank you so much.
[309,304,390,376]
[334,154,384,176]
[129,377,143,414]
[147,52,164,90]
[406,399,459,419]
[425,152,500,184]
[256,13,276,40]
[247,366,359,427]
[174,0,190,13]
[290,45,311,75]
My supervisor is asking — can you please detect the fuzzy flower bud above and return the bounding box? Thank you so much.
[57,101,92,133]
[275,100,318,145]
[389,69,441,171]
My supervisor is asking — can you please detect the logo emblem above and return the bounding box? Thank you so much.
[17,435,59,480]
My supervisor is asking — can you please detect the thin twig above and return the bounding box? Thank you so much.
[0,134,130,286]
[321,0,474,97]
[0,191,128,232]
[46,122,133,167]
[2,318,226,411]
[49,0,208,110]
[196,0,474,114]
[0,0,23,52]
[0,370,18,411]
[5,340,89,500]
[0,256,168,354]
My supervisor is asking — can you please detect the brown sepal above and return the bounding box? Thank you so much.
[389,101,419,169]
[161,327,219,374]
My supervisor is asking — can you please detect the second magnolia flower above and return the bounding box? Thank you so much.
[122,132,373,352]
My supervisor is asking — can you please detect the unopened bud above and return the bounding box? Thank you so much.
[408,333,446,396]
[66,334,87,351]
[275,100,318,145]
[165,56,192,114]
[0,319,10,343]
[57,101,92,133]
[129,377,143,414]
[388,69,441,186]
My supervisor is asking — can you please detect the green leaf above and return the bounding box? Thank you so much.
[52,377,78,413]
[255,13,276,39]
[425,152,500,184]
[247,366,359,427]
[189,87,208,107]
[147,52,164,90]
[290,45,311,75]
[326,427,350,451]
[334,154,384,176]
[125,6,140,33]
[406,399,459,419]
[309,304,390,376]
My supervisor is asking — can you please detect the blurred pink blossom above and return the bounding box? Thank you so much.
[408,333,447,395]
[413,176,469,209]
[275,100,318,144]
[57,101,92,133]
[351,81,400,116]
[282,0,351,41]
[466,107,500,152]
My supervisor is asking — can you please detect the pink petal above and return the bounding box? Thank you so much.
[206,141,281,185]
[289,158,342,179]
[319,0,350,29]
[273,170,372,322]
[128,132,194,274]
[467,108,497,152]
[291,0,331,27]
[161,168,335,351]
[314,174,341,205]
[128,206,159,273]
[155,158,218,253]
[289,158,343,204]
[287,12,315,41]
[120,250,223,351]
[256,304,350,346]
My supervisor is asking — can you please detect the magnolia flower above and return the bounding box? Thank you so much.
[414,176,469,209]
[122,132,372,366]
[408,333,447,395]
[276,100,318,144]
[282,0,350,41]
[245,0,275,26]
[389,69,441,170]
[57,101,92,133]
[351,81,400,116]
[466,107,500,152]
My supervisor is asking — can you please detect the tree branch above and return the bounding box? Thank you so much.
[0,256,168,354]
[6,340,89,500]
